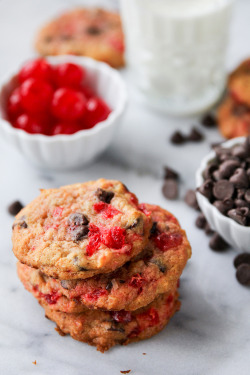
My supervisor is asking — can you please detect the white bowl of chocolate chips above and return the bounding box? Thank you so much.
[196,136,250,253]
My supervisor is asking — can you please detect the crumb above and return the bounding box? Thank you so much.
[120,371,131,374]
[32,360,37,365]
[142,353,147,355]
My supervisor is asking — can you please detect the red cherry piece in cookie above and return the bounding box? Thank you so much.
[154,232,183,252]
[52,121,84,135]
[20,78,53,114]
[84,97,111,127]
[84,289,107,302]
[54,63,85,88]
[18,58,53,83]
[41,291,60,305]
[14,113,51,135]
[137,307,160,328]
[102,226,126,249]
[93,202,121,219]
[51,88,87,121]
[7,88,23,119]
[86,224,102,256]
[111,311,132,323]
[129,273,145,292]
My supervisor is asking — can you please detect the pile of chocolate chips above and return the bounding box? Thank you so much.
[197,136,250,226]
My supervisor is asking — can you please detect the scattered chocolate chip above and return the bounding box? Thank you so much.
[234,253,250,268]
[228,208,248,226]
[150,259,167,273]
[201,113,217,128]
[195,213,207,229]
[162,179,178,200]
[184,190,199,210]
[106,280,113,291]
[68,213,89,226]
[205,223,214,235]
[150,222,158,236]
[170,131,186,145]
[236,264,250,285]
[95,188,114,203]
[188,127,203,142]
[203,162,218,180]
[78,266,89,271]
[86,26,102,35]
[197,179,214,200]
[8,201,24,216]
[213,180,234,200]
[164,166,179,180]
[209,233,229,251]
[229,168,249,188]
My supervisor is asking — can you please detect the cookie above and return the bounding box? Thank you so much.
[42,289,180,352]
[17,204,191,312]
[12,179,151,280]
[217,96,250,138]
[35,8,125,68]
[228,59,250,106]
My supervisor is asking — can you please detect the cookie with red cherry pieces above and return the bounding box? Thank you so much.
[12,179,151,280]
[17,204,191,312]
[35,8,125,68]
[41,289,180,352]
[217,95,250,139]
[228,59,250,106]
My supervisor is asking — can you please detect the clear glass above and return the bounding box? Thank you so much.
[120,0,234,115]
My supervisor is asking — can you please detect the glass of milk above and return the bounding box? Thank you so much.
[120,0,233,115]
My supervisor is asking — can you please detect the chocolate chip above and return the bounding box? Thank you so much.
[127,218,140,229]
[201,114,217,128]
[188,127,203,142]
[108,326,125,333]
[60,280,77,290]
[197,179,214,200]
[162,179,178,200]
[95,188,114,204]
[119,280,125,284]
[20,220,28,229]
[86,26,102,35]
[106,280,113,291]
[209,233,229,251]
[203,162,218,180]
[235,199,247,208]
[68,213,89,226]
[205,223,214,235]
[232,144,248,159]
[71,226,89,241]
[244,189,250,203]
[229,168,249,188]
[232,104,249,117]
[164,166,179,180]
[237,188,246,199]
[184,190,199,210]
[217,160,241,179]
[234,253,250,268]
[228,208,248,226]
[170,131,186,145]
[243,136,250,156]
[8,201,24,216]
[213,199,234,214]
[150,259,167,273]
[236,264,250,285]
[195,213,207,229]
[213,180,234,200]
[150,222,158,236]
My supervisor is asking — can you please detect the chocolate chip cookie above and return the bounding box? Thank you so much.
[35,8,125,68]
[12,179,151,280]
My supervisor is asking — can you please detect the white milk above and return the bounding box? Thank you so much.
[120,0,233,115]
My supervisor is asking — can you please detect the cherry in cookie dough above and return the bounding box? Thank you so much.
[12,179,151,280]
[41,289,180,352]
[17,204,191,312]
[35,8,125,68]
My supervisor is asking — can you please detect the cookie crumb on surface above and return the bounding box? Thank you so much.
[142,353,147,355]
[32,360,37,365]
[120,371,131,374]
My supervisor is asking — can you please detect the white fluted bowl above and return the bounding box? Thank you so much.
[0,56,127,170]
[196,136,250,253]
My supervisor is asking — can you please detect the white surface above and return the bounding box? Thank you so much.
[196,137,250,253]
[120,0,232,114]
[0,0,250,375]
[0,55,127,170]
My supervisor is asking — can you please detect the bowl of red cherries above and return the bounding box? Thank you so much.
[0,55,127,169]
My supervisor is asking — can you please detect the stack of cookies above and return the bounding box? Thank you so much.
[218,59,250,139]
[12,179,191,352]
